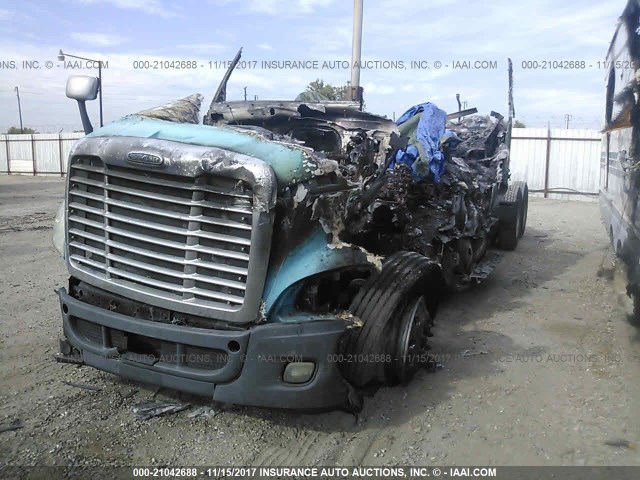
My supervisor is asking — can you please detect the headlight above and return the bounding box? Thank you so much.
[52,201,66,258]
[283,362,316,384]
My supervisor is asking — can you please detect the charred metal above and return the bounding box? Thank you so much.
[203,99,513,292]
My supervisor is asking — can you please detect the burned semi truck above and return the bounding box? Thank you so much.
[53,62,528,411]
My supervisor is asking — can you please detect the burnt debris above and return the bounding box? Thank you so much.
[136,94,204,124]
[345,112,508,282]
[205,99,509,288]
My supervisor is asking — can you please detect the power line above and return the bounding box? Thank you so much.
[565,114,572,129]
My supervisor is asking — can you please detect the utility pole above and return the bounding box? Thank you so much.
[14,86,23,133]
[244,86,247,101]
[349,0,364,105]
[565,114,572,129]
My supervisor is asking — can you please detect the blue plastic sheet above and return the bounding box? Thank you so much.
[393,102,451,182]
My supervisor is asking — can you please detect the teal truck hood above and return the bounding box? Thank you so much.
[87,115,333,187]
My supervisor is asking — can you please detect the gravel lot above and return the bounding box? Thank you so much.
[1,175,640,468]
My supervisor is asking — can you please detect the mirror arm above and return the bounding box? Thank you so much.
[76,100,94,134]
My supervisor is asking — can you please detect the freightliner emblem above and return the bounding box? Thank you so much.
[127,152,164,166]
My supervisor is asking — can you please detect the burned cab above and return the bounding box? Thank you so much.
[54,65,527,411]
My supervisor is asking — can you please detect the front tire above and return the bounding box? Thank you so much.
[342,252,441,388]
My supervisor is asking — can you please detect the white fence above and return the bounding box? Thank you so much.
[0,132,84,176]
[510,128,601,202]
[1,129,603,202]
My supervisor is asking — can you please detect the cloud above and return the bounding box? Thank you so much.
[175,43,228,53]
[518,87,602,111]
[362,82,396,96]
[0,0,625,130]
[208,0,335,16]
[0,35,604,131]
[0,8,32,22]
[269,0,335,13]
[0,41,308,131]
[70,32,128,47]
[74,0,180,18]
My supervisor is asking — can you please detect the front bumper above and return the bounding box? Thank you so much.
[58,288,354,410]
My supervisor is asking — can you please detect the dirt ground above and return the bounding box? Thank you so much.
[1,175,640,468]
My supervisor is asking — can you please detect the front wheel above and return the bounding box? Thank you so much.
[342,251,442,388]
[389,296,433,384]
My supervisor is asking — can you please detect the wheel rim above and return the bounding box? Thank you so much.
[393,296,431,383]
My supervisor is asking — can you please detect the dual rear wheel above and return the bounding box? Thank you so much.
[497,181,528,250]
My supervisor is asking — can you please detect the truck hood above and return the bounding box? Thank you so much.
[88,101,336,188]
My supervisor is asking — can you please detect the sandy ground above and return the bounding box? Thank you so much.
[1,175,640,468]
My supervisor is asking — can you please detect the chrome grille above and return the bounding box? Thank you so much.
[67,156,254,310]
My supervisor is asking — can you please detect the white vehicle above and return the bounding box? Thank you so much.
[600,0,640,318]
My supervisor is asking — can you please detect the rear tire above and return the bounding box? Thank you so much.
[513,181,528,238]
[633,294,640,326]
[498,216,520,250]
[497,182,526,250]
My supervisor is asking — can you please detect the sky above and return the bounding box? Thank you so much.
[0,0,627,132]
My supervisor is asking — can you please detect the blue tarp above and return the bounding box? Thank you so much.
[392,102,460,183]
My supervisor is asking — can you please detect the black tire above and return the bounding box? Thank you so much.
[340,253,417,385]
[497,183,524,251]
[498,223,519,250]
[342,251,442,388]
[632,294,640,326]
[348,252,411,315]
[629,281,640,326]
[513,181,528,238]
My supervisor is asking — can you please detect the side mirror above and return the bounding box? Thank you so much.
[65,75,99,101]
[65,75,99,134]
